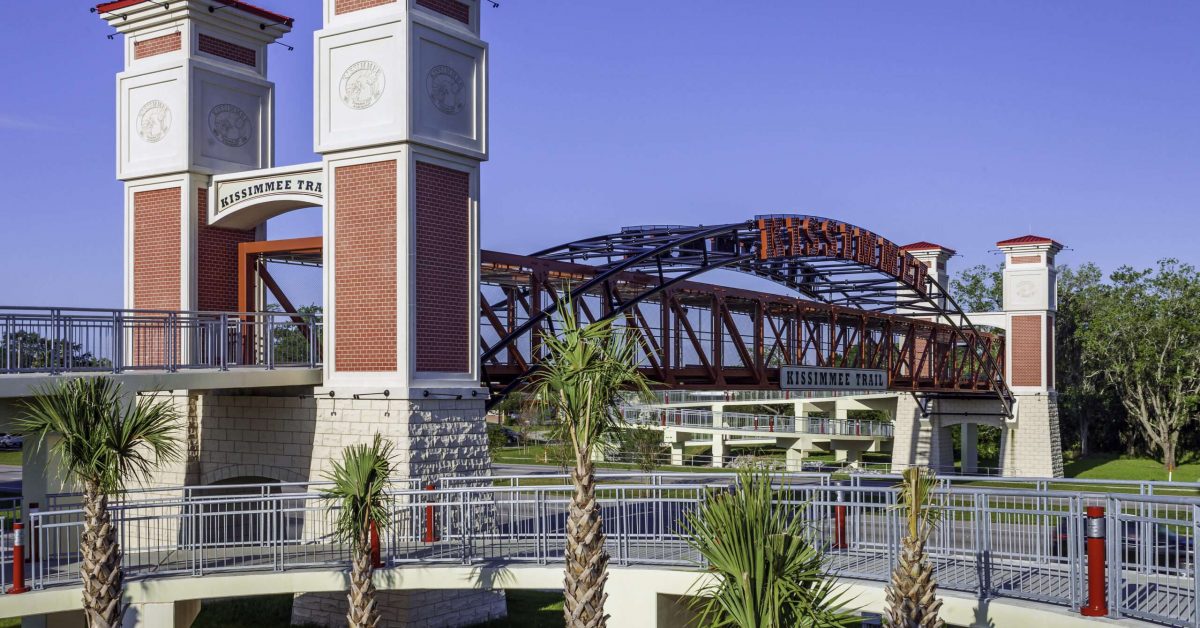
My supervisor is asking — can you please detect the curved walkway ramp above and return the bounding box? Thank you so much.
[4,477,1194,627]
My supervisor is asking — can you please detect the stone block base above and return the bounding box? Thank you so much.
[291,589,507,627]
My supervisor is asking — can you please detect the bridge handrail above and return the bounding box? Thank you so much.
[15,480,1200,626]
[0,307,323,375]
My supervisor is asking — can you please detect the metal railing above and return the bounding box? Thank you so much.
[622,407,894,438]
[632,389,885,405]
[11,477,1200,626]
[0,307,322,375]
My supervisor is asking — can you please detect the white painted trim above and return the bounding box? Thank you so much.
[0,566,1150,628]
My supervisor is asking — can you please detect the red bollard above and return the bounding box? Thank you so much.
[1081,506,1108,617]
[9,521,29,594]
[369,519,382,568]
[832,488,848,550]
[422,483,439,543]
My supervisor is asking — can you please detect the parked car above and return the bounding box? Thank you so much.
[1054,517,1193,568]
[0,434,22,449]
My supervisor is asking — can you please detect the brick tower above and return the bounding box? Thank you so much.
[996,235,1065,477]
[295,0,503,623]
[99,0,290,318]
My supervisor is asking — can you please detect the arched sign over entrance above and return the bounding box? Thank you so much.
[208,162,324,230]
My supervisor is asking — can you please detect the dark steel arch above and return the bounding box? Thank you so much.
[482,215,1012,414]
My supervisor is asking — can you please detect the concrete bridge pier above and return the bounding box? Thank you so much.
[121,600,200,628]
[833,441,870,468]
[961,423,979,475]
[785,440,807,471]
[669,441,686,466]
[710,434,727,468]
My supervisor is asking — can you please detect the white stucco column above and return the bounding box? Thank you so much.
[960,423,978,474]
[711,435,727,468]
[121,600,199,628]
[669,442,685,467]
[785,443,806,471]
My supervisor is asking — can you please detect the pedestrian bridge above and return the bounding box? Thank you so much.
[2,474,1194,627]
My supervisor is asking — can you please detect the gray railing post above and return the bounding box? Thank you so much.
[49,308,62,374]
[219,313,229,371]
[166,312,177,372]
[265,315,275,370]
[1105,498,1120,619]
[308,315,318,368]
[112,310,123,374]
[3,314,10,374]
[1193,503,1200,628]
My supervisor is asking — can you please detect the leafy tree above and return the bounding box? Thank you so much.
[1080,260,1200,470]
[19,378,181,628]
[532,297,651,628]
[487,423,511,453]
[885,467,944,628]
[618,425,663,473]
[321,434,396,628]
[949,264,1003,314]
[267,304,322,365]
[683,470,854,627]
[1,331,109,372]
[1053,264,1127,456]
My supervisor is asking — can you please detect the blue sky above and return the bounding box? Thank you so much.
[2,1,1198,308]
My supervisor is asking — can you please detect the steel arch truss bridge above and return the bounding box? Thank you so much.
[480,215,1010,409]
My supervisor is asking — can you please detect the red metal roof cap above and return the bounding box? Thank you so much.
[95,0,294,26]
[900,241,956,255]
[996,234,1061,248]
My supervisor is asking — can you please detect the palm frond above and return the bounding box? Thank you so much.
[530,295,652,459]
[17,377,181,494]
[321,434,396,551]
[683,470,857,627]
[894,466,943,539]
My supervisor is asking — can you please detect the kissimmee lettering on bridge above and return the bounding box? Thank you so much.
[219,176,322,210]
[780,366,888,391]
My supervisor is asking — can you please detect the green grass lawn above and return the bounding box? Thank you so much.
[1065,454,1200,482]
[468,590,564,627]
[0,450,20,466]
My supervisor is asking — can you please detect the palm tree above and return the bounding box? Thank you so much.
[684,470,855,627]
[18,377,180,628]
[321,434,396,628]
[884,466,945,628]
[531,298,650,628]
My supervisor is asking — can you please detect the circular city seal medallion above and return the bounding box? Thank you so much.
[208,104,252,147]
[340,60,385,110]
[136,100,172,143]
[426,65,465,115]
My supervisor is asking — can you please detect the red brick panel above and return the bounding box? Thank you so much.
[196,188,256,312]
[414,161,470,373]
[335,0,396,14]
[1010,315,1043,387]
[133,187,182,366]
[198,34,257,67]
[416,0,470,24]
[1010,255,1042,264]
[134,32,181,59]
[334,161,397,372]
